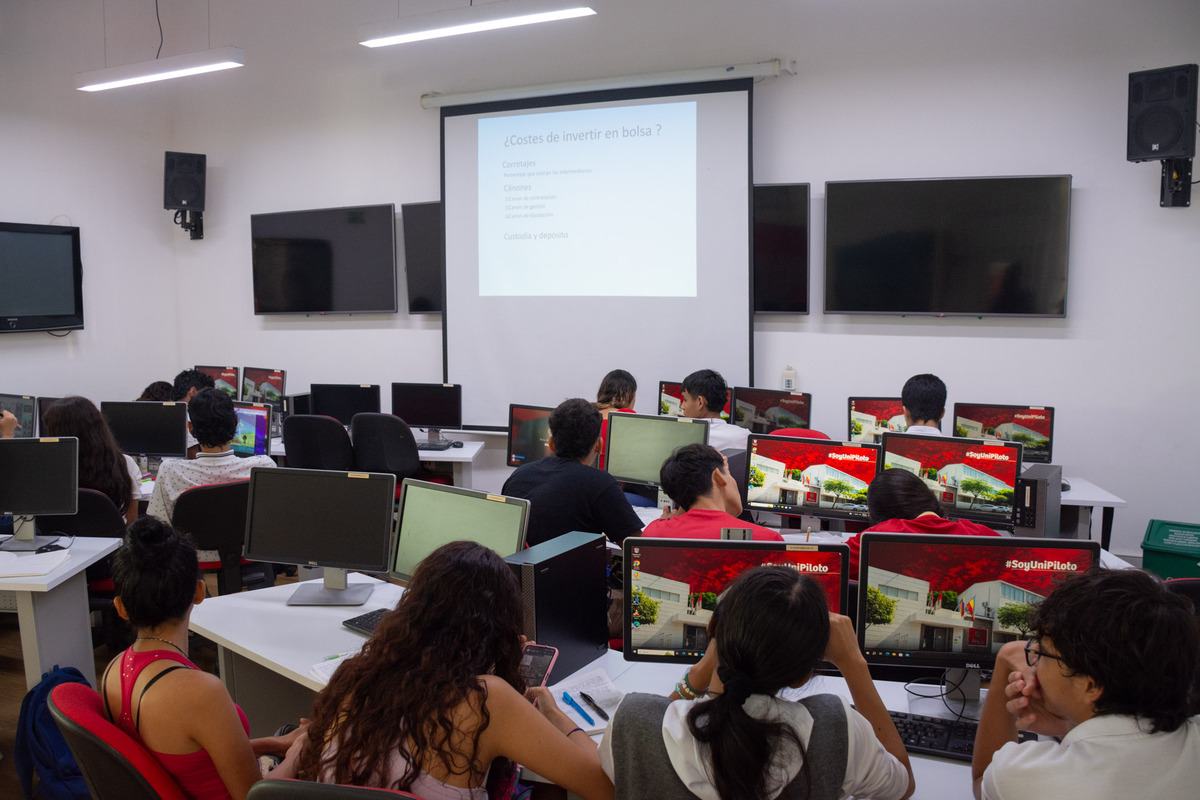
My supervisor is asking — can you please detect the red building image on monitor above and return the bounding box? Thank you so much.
[955,403,1053,462]
[733,388,811,433]
[747,437,879,518]
[882,434,1020,520]
[849,397,909,443]
[659,381,731,421]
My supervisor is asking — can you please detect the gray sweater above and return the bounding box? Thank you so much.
[609,692,849,800]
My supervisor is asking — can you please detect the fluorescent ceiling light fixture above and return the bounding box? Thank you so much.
[75,46,244,92]
[360,0,595,48]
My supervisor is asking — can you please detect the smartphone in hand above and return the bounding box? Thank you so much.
[519,643,559,687]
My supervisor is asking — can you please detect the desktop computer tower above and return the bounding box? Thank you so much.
[1014,464,1063,538]
[506,531,609,683]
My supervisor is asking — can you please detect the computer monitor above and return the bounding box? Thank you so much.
[232,402,272,457]
[848,397,909,443]
[243,467,396,606]
[241,367,287,407]
[953,403,1055,464]
[195,366,239,398]
[507,404,553,467]
[731,387,812,433]
[285,393,310,417]
[37,397,64,434]
[856,532,1100,673]
[623,538,849,663]
[0,394,37,437]
[391,479,530,583]
[309,384,380,425]
[101,401,189,458]
[880,432,1023,528]
[658,380,732,421]
[0,437,78,550]
[390,383,463,444]
[604,412,709,488]
[745,435,881,521]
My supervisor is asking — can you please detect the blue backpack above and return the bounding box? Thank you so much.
[14,665,91,800]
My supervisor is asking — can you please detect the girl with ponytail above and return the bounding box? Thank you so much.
[599,567,915,800]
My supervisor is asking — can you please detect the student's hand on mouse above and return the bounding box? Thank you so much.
[1004,670,1070,738]
[823,613,866,671]
[0,410,18,438]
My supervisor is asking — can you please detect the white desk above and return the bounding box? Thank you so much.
[1060,476,1126,552]
[0,537,121,689]
[268,437,485,489]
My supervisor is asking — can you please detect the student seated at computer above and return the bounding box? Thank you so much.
[138,380,175,402]
[900,373,946,436]
[173,368,215,458]
[643,444,782,541]
[972,569,1200,800]
[501,398,643,547]
[843,468,999,574]
[42,396,142,523]
[291,541,614,800]
[679,369,748,453]
[102,517,305,799]
[594,369,637,470]
[147,388,276,524]
[600,566,914,800]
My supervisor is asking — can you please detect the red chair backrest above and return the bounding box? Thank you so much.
[770,427,831,440]
[248,778,424,798]
[48,683,187,800]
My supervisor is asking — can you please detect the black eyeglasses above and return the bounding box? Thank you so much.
[1024,639,1066,668]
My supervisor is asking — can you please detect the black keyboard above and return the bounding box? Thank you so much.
[416,440,455,451]
[342,607,387,637]
[888,710,1036,761]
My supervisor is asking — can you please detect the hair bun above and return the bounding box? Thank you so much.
[125,517,177,563]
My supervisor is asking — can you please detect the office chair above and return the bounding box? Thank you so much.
[283,414,355,471]
[769,427,831,440]
[48,683,188,800]
[351,413,422,490]
[172,480,274,595]
[1165,578,1200,614]
[248,779,423,798]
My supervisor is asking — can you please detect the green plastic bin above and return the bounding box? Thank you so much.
[1141,519,1200,579]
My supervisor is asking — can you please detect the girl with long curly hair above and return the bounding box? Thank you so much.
[294,541,613,800]
[42,395,141,522]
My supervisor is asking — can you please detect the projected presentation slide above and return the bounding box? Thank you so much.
[733,387,811,433]
[232,405,270,457]
[849,397,908,443]
[242,368,286,406]
[196,366,239,398]
[861,536,1097,663]
[881,434,1021,525]
[746,436,879,520]
[954,403,1054,464]
[477,101,697,297]
[0,393,37,436]
[658,381,731,421]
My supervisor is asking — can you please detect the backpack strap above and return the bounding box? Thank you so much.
[134,665,191,732]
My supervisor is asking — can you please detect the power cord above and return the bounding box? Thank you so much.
[903,668,979,722]
[155,0,164,59]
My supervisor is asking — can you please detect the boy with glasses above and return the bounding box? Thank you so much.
[972,569,1200,799]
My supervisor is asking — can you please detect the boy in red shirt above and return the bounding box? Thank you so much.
[643,444,782,541]
[845,468,998,574]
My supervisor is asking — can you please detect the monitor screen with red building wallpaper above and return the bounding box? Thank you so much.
[507,404,553,467]
[732,387,812,433]
[848,396,911,443]
[953,403,1054,464]
[658,380,731,421]
[746,435,880,521]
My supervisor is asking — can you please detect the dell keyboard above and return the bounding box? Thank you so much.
[342,607,387,637]
[888,710,1036,761]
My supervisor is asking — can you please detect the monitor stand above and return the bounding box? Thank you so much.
[286,568,374,606]
[416,427,455,451]
[908,667,983,720]
[1,515,61,552]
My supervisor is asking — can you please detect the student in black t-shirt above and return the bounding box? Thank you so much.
[502,398,644,547]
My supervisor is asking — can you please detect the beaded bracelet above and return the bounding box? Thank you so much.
[682,668,704,696]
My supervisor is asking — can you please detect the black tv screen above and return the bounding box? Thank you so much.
[251,204,397,314]
[402,201,443,314]
[825,176,1070,316]
[753,184,808,313]
[0,222,84,333]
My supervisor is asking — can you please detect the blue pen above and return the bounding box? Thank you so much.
[561,691,595,726]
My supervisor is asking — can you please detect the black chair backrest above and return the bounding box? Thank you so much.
[283,414,355,471]
[37,488,127,538]
[171,480,256,595]
[248,779,421,798]
[1166,578,1200,616]
[351,413,421,481]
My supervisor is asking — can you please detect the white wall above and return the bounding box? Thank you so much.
[3,0,1198,555]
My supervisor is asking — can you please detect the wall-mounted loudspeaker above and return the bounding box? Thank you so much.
[1127,64,1196,163]
[163,151,207,211]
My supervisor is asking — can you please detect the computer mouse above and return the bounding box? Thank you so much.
[450,440,464,448]
[36,543,66,553]
[1061,480,1071,493]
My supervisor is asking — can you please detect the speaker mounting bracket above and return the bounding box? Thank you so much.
[1160,158,1193,207]
[172,209,204,240]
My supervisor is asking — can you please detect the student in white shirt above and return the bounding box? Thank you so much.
[900,373,946,436]
[679,369,749,453]
[973,569,1200,800]
[601,566,914,800]
[148,388,276,524]
[172,369,216,458]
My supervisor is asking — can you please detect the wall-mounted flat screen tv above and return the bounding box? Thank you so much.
[753,184,808,313]
[401,201,443,314]
[251,204,397,314]
[824,176,1070,317]
[0,222,84,333]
